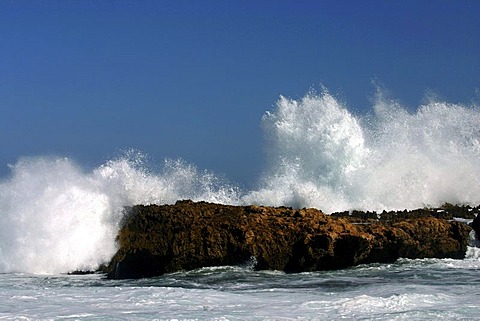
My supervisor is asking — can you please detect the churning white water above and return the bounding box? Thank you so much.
[0,89,479,274]
[0,154,240,274]
[2,250,480,320]
[245,90,480,212]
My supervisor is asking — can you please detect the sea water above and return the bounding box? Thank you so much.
[1,249,480,320]
[1,89,480,319]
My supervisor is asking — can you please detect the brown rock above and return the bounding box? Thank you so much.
[105,200,471,279]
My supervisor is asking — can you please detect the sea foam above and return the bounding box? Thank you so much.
[1,88,479,273]
[245,90,480,212]
[0,153,239,274]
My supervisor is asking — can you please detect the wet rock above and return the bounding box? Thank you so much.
[471,213,480,240]
[105,201,471,279]
[67,270,97,275]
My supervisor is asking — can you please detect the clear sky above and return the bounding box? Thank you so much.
[1,0,479,187]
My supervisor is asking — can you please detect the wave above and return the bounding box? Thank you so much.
[1,88,479,273]
[0,153,240,274]
[245,89,480,212]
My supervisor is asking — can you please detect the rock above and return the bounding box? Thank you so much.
[105,201,471,279]
[331,203,480,221]
[67,270,97,275]
[471,213,480,240]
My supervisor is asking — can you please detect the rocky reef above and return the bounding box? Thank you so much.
[105,201,473,279]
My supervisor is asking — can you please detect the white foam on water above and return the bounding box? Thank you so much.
[245,90,480,212]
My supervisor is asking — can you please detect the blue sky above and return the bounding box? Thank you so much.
[1,1,479,187]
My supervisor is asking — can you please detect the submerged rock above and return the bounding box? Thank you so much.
[105,201,471,279]
[67,270,97,275]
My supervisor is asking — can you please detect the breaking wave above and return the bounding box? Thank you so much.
[0,153,239,274]
[245,89,480,212]
[1,88,479,273]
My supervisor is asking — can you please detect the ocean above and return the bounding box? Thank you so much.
[2,248,480,320]
[1,90,480,319]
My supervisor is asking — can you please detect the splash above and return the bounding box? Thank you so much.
[0,153,240,274]
[244,92,368,210]
[1,88,480,274]
[245,90,480,212]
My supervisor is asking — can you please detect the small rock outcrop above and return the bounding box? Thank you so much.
[105,201,471,279]
[471,214,480,240]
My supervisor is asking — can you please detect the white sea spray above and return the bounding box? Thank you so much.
[1,88,479,274]
[245,90,480,212]
[0,153,240,274]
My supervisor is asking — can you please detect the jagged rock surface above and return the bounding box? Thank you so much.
[105,201,471,279]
